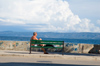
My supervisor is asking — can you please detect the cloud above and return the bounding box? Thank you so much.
[0,0,100,32]
[74,18,100,32]
[97,20,100,25]
[0,18,25,25]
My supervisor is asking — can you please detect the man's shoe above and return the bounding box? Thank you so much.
[44,52,49,54]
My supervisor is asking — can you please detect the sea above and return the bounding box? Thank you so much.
[0,36,100,45]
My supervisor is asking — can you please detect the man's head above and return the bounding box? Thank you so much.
[33,32,37,36]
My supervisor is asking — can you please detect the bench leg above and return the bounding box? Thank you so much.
[62,48,64,55]
[29,43,31,54]
[62,41,64,55]
[29,47,31,54]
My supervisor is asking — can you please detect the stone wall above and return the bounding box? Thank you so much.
[0,41,100,54]
[65,43,94,53]
[0,41,30,51]
[89,45,100,54]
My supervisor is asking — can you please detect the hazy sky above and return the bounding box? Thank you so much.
[0,0,100,32]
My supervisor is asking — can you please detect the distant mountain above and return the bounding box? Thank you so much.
[0,31,100,39]
[37,32,100,39]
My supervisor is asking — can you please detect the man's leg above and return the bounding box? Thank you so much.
[38,38,48,54]
[41,48,48,54]
[39,44,48,54]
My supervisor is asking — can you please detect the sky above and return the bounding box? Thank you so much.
[0,0,100,32]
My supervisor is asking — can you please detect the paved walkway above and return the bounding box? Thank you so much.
[1,56,100,66]
[0,50,100,61]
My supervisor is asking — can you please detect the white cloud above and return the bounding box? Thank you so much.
[0,18,25,25]
[0,0,100,32]
[97,20,100,25]
[74,18,100,32]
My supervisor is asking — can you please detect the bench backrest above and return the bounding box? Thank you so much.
[30,40,64,45]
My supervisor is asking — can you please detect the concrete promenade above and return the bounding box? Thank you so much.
[0,50,100,61]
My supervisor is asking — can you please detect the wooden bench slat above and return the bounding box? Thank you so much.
[31,46,62,49]
[31,41,63,43]
[30,42,63,45]
[31,40,63,43]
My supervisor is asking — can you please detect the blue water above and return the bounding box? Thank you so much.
[0,36,100,44]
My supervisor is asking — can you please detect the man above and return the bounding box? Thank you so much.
[30,32,48,54]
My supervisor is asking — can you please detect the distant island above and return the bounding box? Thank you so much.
[0,31,100,39]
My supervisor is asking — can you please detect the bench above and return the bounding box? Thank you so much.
[29,40,64,55]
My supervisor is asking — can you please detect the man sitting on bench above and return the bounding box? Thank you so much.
[30,32,48,54]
